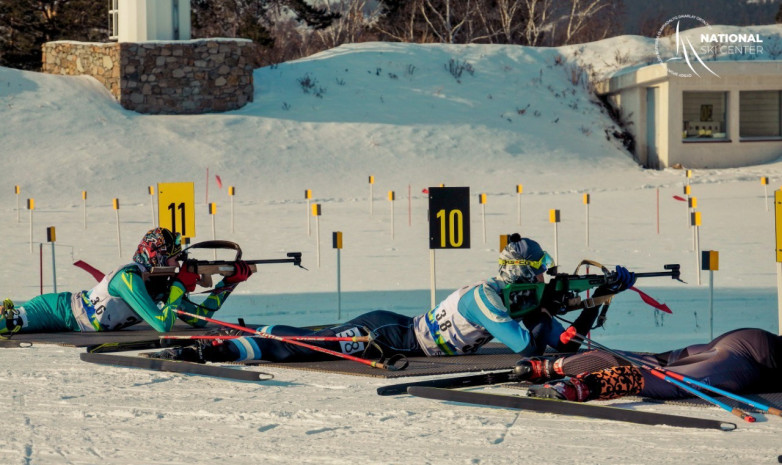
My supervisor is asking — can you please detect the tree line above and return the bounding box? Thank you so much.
[1,0,780,71]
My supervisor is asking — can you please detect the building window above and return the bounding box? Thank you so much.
[740,91,782,140]
[682,92,728,141]
[108,0,119,41]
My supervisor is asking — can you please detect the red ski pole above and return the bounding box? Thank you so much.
[175,310,407,371]
[161,334,374,343]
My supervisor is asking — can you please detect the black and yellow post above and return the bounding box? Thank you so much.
[209,203,217,258]
[82,191,88,229]
[684,185,692,228]
[691,211,702,285]
[333,231,343,319]
[583,193,591,248]
[113,198,121,257]
[775,190,782,335]
[368,176,374,216]
[702,250,719,340]
[689,197,698,250]
[27,198,35,253]
[479,193,487,244]
[550,209,560,265]
[47,226,57,293]
[516,184,522,226]
[228,186,235,233]
[389,191,395,240]
[15,185,20,223]
[305,189,313,237]
[148,186,155,228]
[428,186,471,308]
[499,234,511,252]
[313,203,322,268]
[761,176,769,211]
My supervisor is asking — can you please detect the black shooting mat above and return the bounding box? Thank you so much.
[0,322,216,348]
[239,344,523,379]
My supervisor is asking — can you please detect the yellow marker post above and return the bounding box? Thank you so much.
[27,198,35,253]
[686,169,693,185]
[148,186,156,228]
[113,198,121,257]
[305,189,313,237]
[761,177,769,211]
[312,203,322,268]
[389,191,395,240]
[47,226,57,293]
[209,203,217,259]
[684,185,692,228]
[368,176,375,216]
[15,185,20,223]
[550,209,560,265]
[479,193,487,244]
[516,184,523,226]
[691,211,702,285]
[702,250,719,340]
[689,197,698,251]
[583,193,591,248]
[228,186,235,233]
[775,190,782,335]
[333,231,343,319]
[81,191,88,229]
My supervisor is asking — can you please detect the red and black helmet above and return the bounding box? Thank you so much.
[133,227,183,268]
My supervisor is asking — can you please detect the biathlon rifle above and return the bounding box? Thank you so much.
[503,260,682,319]
[142,240,304,287]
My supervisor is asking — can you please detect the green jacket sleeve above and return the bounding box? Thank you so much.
[176,279,236,328]
[107,269,185,332]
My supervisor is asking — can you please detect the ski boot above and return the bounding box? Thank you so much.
[0,299,22,337]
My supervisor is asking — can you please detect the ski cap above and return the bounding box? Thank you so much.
[497,234,552,284]
[133,227,183,268]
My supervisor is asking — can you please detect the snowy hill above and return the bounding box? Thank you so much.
[1,26,781,303]
[2,28,782,465]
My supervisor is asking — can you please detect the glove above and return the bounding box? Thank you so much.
[527,377,591,402]
[513,357,556,382]
[224,261,253,285]
[175,266,200,292]
[606,265,636,293]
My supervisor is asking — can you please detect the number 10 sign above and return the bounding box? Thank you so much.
[158,182,196,239]
[428,187,470,249]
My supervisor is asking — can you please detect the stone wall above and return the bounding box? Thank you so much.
[42,39,256,114]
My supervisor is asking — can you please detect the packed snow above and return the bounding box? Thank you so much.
[1,25,782,464]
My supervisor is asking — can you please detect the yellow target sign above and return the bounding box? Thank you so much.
[158,182,196,238]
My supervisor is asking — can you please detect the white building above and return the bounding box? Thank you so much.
[596,61,782,169]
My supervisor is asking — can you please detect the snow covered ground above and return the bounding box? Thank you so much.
[1,24,782,464]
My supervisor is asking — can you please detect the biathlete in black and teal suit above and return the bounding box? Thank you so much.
[152,234,636,364]
[0,228,253,334]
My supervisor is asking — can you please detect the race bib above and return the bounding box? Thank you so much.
[336,327,365,355]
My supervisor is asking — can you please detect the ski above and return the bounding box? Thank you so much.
[377,370,516,396]
[80,352,274,382]
[407,386,737,431]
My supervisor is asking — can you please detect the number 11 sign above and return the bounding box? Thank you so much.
[158,182,196,239]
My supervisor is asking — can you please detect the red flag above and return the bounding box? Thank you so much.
[421,188,429,194]
[73,260,105,282]
[630,286,672,313]
[672,195,686,202]
[215,175,223,189]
